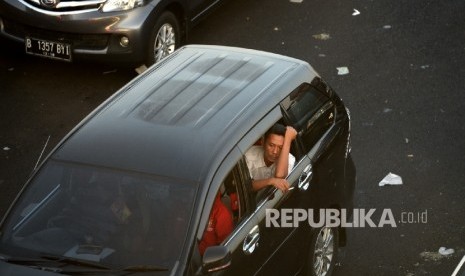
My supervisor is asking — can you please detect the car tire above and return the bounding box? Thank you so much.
[147,11,180,65]
[306,226,339,276]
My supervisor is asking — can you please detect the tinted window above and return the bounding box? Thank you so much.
[0,161,196,270]
[286,84,328,123]
[284,83,333,152]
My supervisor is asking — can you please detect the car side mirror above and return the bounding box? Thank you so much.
[202,246,231,274]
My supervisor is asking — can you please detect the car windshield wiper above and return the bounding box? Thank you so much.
[0,254,110,270]
[1,254,168,274]
[42,256,169,274]
[59,264,169,275]
[40,254,111,270]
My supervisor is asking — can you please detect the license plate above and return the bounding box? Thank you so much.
[25,37,72,62]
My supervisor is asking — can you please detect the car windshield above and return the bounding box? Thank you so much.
[0,161,196,271]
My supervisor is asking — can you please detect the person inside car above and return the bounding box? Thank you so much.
[198,193,234,255]
[245,123,297,192]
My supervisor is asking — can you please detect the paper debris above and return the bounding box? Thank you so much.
[3,147,10,151]
[352,9,360,16]
[383,25,392,29]
[273,27,280,31]
[318,54,326,57]
[290,0,303,3]
[103,69,117,75]
[337,67,349,75]
[135,64,148,75]
[438,247,454,256]
[383,108,392,113]
[405,138,409,144]
[379,172,403,186]
[312,33,331,40]
[420,65,430,69]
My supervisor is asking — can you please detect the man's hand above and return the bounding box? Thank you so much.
[285,126,297,142]
[273,126,297,179]
[271,178,290,191]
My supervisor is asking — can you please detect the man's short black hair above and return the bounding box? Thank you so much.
[264,123,286,141]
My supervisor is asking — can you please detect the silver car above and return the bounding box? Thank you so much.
[0,0,224,64]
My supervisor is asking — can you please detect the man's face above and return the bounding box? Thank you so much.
[263,134,284,166]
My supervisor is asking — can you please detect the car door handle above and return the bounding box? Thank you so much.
[243,225,260,255]
[298,164,313,191]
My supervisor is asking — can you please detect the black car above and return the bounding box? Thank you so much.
[0,45,356,276]
[0,0,224,64]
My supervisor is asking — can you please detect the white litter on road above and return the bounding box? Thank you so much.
[438,247,455,256]
[290,0,303,3]
[379,172,403,186]
[3,147,10,151]
[103,69,117,75]
[336,67,349,75]
[352,9,360,16]
[383,25,392,29]
[135,64,148,75]
[312,33,331,40]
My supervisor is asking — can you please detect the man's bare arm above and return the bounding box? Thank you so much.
[274,126,297,178]
[252,178,290,191]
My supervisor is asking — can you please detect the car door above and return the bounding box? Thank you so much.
[281,82,345,207]
[191,147,260,276]
[195,100,338,275]
[226,82,344,276]
[220,155,315,276]
[234,106,316,275]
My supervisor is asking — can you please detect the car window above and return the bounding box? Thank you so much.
[197,160,252,257]
[283,83,334,152]
[198,184,235,256]
[242,119,299,204]
[0,161,196,270]
[220,168,243,224]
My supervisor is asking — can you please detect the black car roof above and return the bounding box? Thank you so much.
[53,45,318,182]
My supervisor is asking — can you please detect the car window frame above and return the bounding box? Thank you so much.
[281,82,336,154]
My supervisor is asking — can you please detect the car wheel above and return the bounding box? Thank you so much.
[147,11,180,65]
[306,226,339,276]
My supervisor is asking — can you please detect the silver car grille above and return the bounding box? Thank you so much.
[21,0,106,14]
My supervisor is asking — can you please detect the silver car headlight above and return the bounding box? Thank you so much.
[101,0,143,12]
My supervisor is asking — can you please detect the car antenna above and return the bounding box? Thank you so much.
[33,135,51,172]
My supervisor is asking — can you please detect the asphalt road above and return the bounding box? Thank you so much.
[1,0,464,275]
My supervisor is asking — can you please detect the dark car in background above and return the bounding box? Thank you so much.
[0,45,355,276]
[0,0,224,64]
